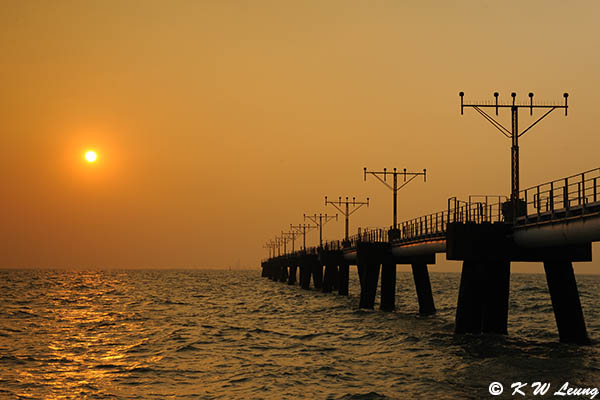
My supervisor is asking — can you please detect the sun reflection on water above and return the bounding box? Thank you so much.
[4,271,162,399]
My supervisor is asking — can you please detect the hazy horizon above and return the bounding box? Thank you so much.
[1,261,597,276]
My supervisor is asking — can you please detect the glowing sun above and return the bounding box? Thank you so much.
[85,150,97,163]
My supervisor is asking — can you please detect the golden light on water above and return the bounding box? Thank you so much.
[85,151,97,163]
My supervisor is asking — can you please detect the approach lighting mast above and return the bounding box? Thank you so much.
[263,241,276,259]
[303,213,337,247]
[279,231,291,255]
[290,223,317,250]
[364,167,426,229]
[459,91,568,222]
[273,236,282,257]
[325,196,369,240]
[281,230,300,253]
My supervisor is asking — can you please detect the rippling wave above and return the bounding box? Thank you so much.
[0,269,599,399]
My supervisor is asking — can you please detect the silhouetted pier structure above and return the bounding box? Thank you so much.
[262,93,599,344]
[263,168,600,344]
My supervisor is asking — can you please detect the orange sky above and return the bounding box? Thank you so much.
[1,1,599,272]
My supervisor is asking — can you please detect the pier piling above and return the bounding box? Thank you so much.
[411,263,436,315]
[338,263,349,295]
[380,261,396,311]
[300,263,311,290]
[322,264,336,293]
[482,260,510,334]
[312,262,323,289]
[359,262,380,309]
[455,261,484,334]
[544,261,589,344]
[279,265,288,283]
[288,265,297,285]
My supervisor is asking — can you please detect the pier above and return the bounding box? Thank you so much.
[261,93,600,344]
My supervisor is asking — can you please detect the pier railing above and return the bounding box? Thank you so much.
[321,240,344,251]
[519,167,600,224]
[395,196,507,243]
[344,227,389,248]
[336,196,508,248]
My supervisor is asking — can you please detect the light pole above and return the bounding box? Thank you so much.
[324,196,369,240]
[303,214,337,247]
[290,223,317,250]
[459,91,568,222]
[364,167,426,229]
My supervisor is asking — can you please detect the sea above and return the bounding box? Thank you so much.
[1,269,599,399]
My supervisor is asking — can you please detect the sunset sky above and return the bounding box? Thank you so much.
[2,1,599,272]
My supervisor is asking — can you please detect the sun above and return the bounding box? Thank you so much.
[85,150,97,163]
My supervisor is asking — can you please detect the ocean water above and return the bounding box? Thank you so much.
[1,269,599,400]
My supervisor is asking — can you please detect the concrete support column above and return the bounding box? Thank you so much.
[544,261,589,344]
[279,265,288,283]
[357,264,366,296]
[338,263,349,295]
[298,265,304,287]
[312,263,323,289]
[455,260,511,335]
[288,265,297,285]
[482,260,510,334]
[331,265,339,291]
[358,263,380,309]
[300,264,311,290]
[269,264,278,281]
[411,263,436,315]
[380,262,396,311]
[455,261,484,334]
[322,264,336,293]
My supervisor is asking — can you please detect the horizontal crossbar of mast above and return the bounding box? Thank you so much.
[463,103,567,109]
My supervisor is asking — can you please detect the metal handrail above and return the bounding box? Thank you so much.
[519,168,600,224]
[393,197,507,244]
[344,227,389,248]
